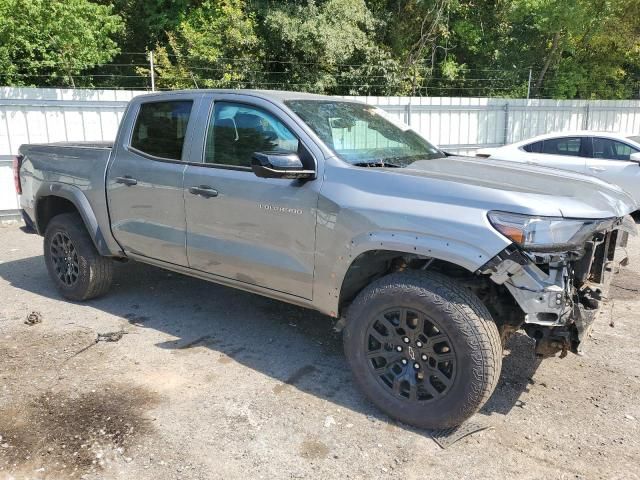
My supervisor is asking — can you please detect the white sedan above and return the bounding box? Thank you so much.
[477,131,640,205]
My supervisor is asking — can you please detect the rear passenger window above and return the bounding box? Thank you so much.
[523,141,543,153]
[541,137,583,157]
[131,101,193,160]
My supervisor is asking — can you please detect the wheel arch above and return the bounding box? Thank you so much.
[35,183,112,257]
[336,246,523,344]
[338,245,482,317]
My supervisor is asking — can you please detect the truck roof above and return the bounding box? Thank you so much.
[138,89,361,104]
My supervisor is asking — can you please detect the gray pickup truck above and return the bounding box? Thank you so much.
[15,90,637,429]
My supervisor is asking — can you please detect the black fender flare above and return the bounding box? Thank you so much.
[35,182,113,257]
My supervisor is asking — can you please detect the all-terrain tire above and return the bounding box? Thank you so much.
[343,270,502,429]
[44,213,113,301]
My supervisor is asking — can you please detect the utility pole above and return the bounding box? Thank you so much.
[526,68,532,100]
[149,51,156,92]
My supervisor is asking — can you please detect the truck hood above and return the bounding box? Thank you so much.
[373,156,637,219]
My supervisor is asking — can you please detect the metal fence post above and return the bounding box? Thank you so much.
[405,103,412,126]
[503,102,510,145]
[149,51,156,92]
[583,102,590,130]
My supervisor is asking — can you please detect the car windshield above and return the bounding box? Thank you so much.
[285,100,445,167]
[627,136,640,145]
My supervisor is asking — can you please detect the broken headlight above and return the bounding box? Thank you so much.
[488,211,613,252]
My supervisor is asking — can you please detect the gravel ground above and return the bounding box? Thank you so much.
[0,223,639,480]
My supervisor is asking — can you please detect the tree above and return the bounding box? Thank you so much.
[260,0,406,94]
[0,0,636,98]
[90,0,193,88]
[0,0,124,87]
[149,0,264,89]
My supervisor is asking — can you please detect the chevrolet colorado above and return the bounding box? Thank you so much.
[15,90,637,429]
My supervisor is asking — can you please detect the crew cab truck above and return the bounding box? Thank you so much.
[15,90,637,429]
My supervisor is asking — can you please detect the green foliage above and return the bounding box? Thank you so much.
[0,0,638,98]
[0,0,123,87]
[260,0,405,94]
[149,0,263,89]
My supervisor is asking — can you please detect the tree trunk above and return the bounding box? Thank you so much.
[534,30,562,97]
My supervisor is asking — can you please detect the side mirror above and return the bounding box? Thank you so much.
[630,152,640,162]
[251,152,316,180]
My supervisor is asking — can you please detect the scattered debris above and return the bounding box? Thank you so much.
[324,416,336,428]
[625,414,635,421]
[609,300,616,327]
[610,284,640,293]
[66,330,128,361]
[97,331,126,343]
[430,421,492,449]
[178,334,217,349]
[24,311,42,326]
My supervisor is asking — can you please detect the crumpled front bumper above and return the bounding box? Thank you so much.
[481,215,636,357]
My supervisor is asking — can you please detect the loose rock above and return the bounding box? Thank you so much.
[25,311,43,325]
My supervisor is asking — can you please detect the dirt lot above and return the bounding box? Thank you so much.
[0,223,639,480]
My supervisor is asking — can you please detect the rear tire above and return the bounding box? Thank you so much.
[44,213,113,301]
[343,270,502,429]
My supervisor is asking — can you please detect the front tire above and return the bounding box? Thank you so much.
[44,213,113,301]
[343,270,502,429]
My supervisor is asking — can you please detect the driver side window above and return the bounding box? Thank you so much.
[204,102,299,167]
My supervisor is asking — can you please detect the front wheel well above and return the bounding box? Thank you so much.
[338,250,469,314]
[338,249,524,337]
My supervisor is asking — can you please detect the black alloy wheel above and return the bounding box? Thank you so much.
[365,307,456,402]
[49,231,80,287]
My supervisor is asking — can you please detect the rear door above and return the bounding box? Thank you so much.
[586,137,640,198]
[107,95,203,266]
[521,137,589,173]
[182,95,321,299]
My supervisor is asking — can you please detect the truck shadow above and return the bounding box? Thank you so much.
[0,255,541,431]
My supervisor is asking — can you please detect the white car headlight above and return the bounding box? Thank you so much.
[488,211,613,252]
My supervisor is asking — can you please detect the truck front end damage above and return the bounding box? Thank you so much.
[481,213,636,357]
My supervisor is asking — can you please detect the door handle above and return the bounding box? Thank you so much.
[589,166,605,172]
[115,175,138,186]
[189,185,219,198]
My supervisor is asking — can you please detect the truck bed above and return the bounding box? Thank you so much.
[29,141,114,149]
[18,141,119,255]
[19,142,113,189]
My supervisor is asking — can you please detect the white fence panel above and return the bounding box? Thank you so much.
[344,96,640,154]
[1,87,640,218]
[0,87,147,219]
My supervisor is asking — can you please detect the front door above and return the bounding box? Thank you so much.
[107,97,199,266]
[183,98,320,299]
[586,137,640,198]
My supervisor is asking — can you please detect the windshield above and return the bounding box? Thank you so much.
[285,100,445,167]
[627,136,640,145]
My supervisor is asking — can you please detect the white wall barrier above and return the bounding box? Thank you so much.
[0,87,147,220]
[2,87,640,218]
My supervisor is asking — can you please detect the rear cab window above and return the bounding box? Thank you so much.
[130,100,193,160]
